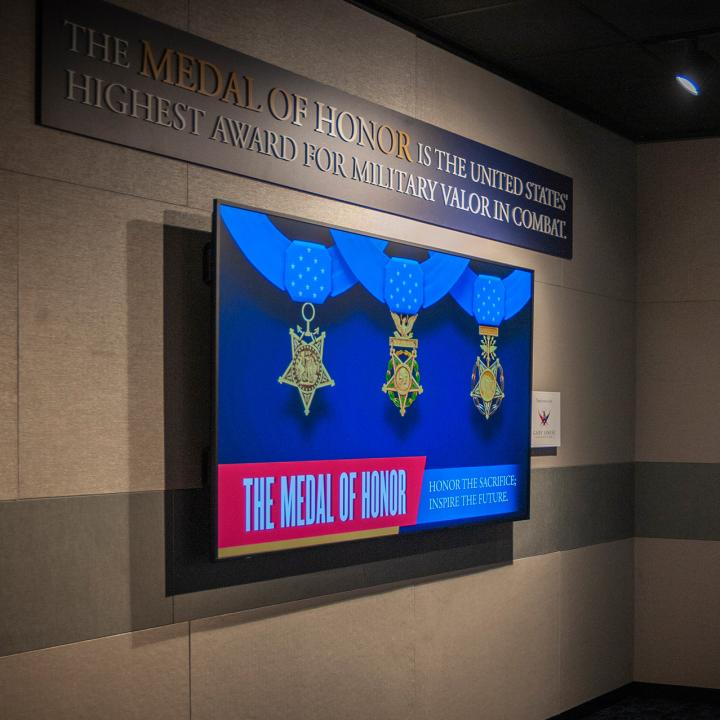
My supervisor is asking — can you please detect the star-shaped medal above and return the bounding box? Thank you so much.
[470,355,505,419]
[383,345,423,417]
[278,325,334,416]
[382,312,423,417]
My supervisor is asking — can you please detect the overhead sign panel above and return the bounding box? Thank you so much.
[40,0,573,257]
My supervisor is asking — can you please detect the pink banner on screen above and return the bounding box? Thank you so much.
[218,456,426,550]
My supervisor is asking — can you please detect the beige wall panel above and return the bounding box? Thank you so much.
[0,0,188,205]
[532,282,635,468]
[414,554,562,720]
[188,0,416,116]
[18,176,207,496]
[635,538,720,688]
[188,166,564,286]
[558,540,634,711]
[191,589,415,720]
[416,42,575,167]
[635,300,720,463]
[563,153,636,302]
[0,623,189,720]
[0,172,18,500]
[637,140,720,303]
[415,41,636,302]
[109,0,190,28]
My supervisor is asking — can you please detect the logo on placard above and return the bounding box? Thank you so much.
[538,409,551,426]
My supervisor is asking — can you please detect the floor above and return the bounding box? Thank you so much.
[554,685,720,719]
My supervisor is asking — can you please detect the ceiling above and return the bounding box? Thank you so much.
[349,0,720,142]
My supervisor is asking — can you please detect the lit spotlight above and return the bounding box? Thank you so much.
[675,74,700,95]
[674,40,717,96]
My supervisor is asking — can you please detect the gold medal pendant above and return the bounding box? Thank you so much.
[471,324,505,419]
[278,302,334,415]
[382,312,423,416]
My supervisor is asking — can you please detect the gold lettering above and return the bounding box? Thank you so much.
[219,73,262,112]
[198,59,222,97]
[176,51,197,91]
[139,40,174,83]
[220,71,242,105]
[138,42,262,112]
[245,75,262,113]
[396,130,412,162]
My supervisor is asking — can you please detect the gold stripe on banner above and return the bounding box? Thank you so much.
[218,527,400,558]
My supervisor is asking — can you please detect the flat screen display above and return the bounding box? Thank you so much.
[213,202,533,559]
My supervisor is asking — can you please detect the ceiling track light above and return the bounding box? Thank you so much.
[674,38,718,96]
[676,74,700,95]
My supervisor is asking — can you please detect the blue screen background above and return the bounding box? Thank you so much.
[216,208,533,489]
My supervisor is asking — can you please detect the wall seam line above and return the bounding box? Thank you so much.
[411,583,417,716]
[631,536,636,683]
[538,281,635,303]
[15,178,20,500]
[0,487,191,504]
[414,25,419,121]
[188,620,192,720]
[556,542,563,714]
[636,298,720,305]
[0,165,191,213]
[0,621,176,660]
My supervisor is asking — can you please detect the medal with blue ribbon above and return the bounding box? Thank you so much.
[220,206,356,415]
[330,229,468,416]
[451,267,532,419]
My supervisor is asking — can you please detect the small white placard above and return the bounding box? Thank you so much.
[532,391,561,448]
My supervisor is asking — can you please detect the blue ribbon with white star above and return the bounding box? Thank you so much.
[329,228,469,314]
[219,205,356,303]
[450,266,532,325]
[219,204,531,320]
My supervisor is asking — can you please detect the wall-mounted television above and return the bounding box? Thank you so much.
[213,201,533,560]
